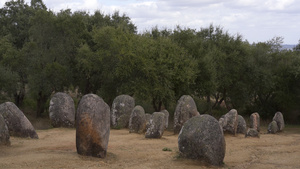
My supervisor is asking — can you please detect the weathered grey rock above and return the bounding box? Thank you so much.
[174,95,200,134]
[145,112,165,138]
[222,109,238,135]
[145,113,152,131]
[245,128,260,138]
[218,115,226,130]
[129,106,146,134]
[49,92,75,128]
[111,95,135,128]
[237,115,247,134]
[0,102,38,139]
[250,112,260,132]
[273,112,284,131]
[76,94,110,158]
[0,114,10,145]
[161,109,169,129]
[267,121,279,134]
[178,115,226,166]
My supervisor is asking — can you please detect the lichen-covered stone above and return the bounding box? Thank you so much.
[111,95,135,128]
[223,109,238,135]
[129,106,146,134]
[250,112,260,132]
[0,114,10,145]
[178,114,226,166]
[273,112,284,131]
[161,109,169,129]
[237,115,247,134]
[145,112,165,138]
[49,92,75,128]
[245,128,260,138]
[174,95,200,134]
[0,102,38,139]
[145,113,152,131]
[267,121,278,134]
[76,94,110,158]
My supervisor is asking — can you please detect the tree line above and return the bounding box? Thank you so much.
[1,0,300,122]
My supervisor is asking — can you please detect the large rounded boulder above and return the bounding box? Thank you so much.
[111,95,135,128]
[178,114,226,166]
[237,115,247,134]
[273,112,284,131]
[129,106,146,134]
[0,114,10,145]
[145,112,165,138]
[222,109,238,135]
[0,102,38,139]
[76,94,110,158]
[250,112,260,132]
[174,95,200,134]
[49,92,75,128]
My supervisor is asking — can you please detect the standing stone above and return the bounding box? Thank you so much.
[0,102,38,139]
[245,128,260,138]
[49,92,75,128]
[273,112,285,131]
[174,95,200,134]
[0,114,10,145]
[218,115,226,130]
[237,115,247,134]
[129,106,146,134]
[250,112,260,132]
[178,115,226,166]
[145,113,152,131]
[76,94,110,158]
[161,109,169,129]
[222,109,238,135]
[267,121,279,134]
[111,95,135,128]
[145,112,165,138]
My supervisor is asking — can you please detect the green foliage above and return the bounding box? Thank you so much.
[162,147,172,151]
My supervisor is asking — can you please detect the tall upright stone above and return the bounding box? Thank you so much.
[76,94,110,158]
[129,106,146,134]
[111,95,135,128]
[174,95,200,134]
[273,112,285,131]
[237,115,247,134]
[0,102,38,139]
[161,109,169,129]
[250,112,260,132]
[145,112,165,138]
[0,114,10,145]
[49,92,75,128]
[178,115,226,166]
[222,109,238,135]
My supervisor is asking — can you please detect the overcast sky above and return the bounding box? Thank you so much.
[1,0,299,44]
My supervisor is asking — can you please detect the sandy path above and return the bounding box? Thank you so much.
[0,127,300,169]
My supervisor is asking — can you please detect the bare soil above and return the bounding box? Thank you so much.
[1,126,300,169]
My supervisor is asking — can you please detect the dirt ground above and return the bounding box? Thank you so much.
[1,125,300,169]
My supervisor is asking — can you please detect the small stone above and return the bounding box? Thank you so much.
[267,121,278,134]
[245,128,260,138]
[273,112,284,131]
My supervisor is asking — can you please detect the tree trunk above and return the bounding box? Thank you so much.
[14,82,26,107]
[36,91,48,118]
[152,98,162,112]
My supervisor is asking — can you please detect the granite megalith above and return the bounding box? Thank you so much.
[145,112,165,138]
[129,105,146,134]
[49,92,75,128]
[76,94,110,158]
[178,114,226,166]
[161,109,169,129]
[273,112,284,131]
[174,95,200,134]
[111,95,135,128]
[222,109,238,135]
[267,121,279,134]
[0,102,38,139]
[0,114,10,145]
[250,112,260,132]
[237,115,247,134]
[245,128,260,138]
